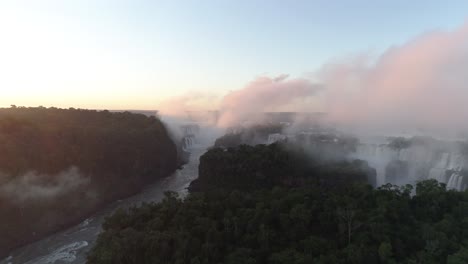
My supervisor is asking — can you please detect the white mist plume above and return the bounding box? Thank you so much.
[217,75,322,127]
[0,166,90,204]
[319,22,468,135]
[157,21,468,136]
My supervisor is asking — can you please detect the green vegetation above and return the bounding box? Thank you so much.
[190,143,375,191]
[87,135,468,264]
[88,180,468,264]
[0,106,178,257]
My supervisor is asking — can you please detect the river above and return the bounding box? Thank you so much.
[1,144,207,264]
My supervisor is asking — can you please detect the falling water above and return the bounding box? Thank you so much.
[267,133,468,190]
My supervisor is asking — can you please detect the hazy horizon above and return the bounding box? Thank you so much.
[1,1,468,137]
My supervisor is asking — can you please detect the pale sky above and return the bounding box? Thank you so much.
[0,0,467,109]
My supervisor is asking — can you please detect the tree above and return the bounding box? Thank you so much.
[378,242,394,263]
[337,205,360,245]
[447,247,468,264]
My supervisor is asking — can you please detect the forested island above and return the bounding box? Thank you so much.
[190,143,375,191]
[0,107,179,257]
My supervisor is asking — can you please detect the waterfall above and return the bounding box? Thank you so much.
[265,132,468,190]
[267,133,287,144]
[180,123,200,151]
[456,174,463,190]
[434,152,450,169]
[182,136,196,151]
[353,144,468,190]
[448,153,464,170]
[447,173,466,191]
[447,173,459,190]
[353,144,403,186]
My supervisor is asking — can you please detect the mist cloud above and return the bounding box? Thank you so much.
[217,75,322,127]
[0,167,90,204]
[158,22,468,136]
[157,92,219,117]
[320,22,468,134]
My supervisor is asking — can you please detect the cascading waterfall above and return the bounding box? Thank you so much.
[353,144,468,190]
[267,133,287,144]
[180,124,200,151]
[182,136,195,150]
[267,132,468,190]
[352,144,399,186]
[446,173,466,190]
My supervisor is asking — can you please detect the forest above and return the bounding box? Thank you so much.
[85,143,468,263]
[88,180,468,264]
[190,143,375,191]
[0,106,178,257]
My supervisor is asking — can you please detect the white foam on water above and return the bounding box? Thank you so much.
[24,241,88,264]
[79,218,93,228]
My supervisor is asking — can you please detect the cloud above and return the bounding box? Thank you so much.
[157,21,468,136]
[318,22,468,134]
[217,75,323,127]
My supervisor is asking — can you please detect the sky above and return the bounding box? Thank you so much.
[0,0,467,110]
